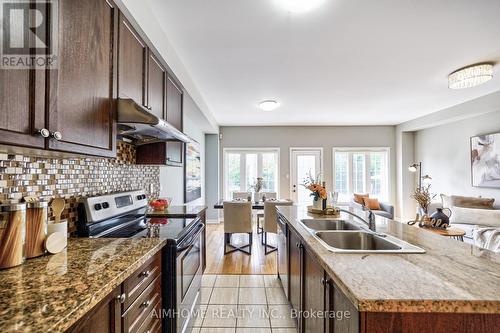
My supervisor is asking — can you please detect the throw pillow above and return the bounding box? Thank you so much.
[363,197,381,210]
[449,206,500,227]
[353,193,369,205]
[441,194,495,210]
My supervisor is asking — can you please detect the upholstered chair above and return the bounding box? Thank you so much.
[223,201,253,255]
[262,200,293,254]
[256,192,278,234]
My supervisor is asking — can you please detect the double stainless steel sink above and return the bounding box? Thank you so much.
[300,218,425,253]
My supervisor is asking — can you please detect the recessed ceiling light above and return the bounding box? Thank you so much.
[259,100,280,111]
[448,63,493,89]
[274,0,326,13]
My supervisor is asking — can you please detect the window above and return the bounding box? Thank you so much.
[223,149,279,199]
[333,148,389,203]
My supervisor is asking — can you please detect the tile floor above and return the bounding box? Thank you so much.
[192,274,298,333]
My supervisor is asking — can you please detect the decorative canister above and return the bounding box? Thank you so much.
[0,203,27,269]
[25,201,48,258]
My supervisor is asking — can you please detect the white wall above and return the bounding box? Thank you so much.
[414,110,500,205]
[219,126,397,205]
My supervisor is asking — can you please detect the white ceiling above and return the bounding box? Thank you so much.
[150,0,500,126]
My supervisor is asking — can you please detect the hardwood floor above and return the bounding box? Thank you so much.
[204,219,278,275]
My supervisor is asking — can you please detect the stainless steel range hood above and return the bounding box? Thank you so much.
[117,98,190,144]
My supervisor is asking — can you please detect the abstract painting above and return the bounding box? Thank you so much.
[471,133,500,188]
[185,141,202,202]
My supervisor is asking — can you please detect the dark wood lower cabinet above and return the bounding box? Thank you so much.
[289,229,302,321]
[361,312,500,333]
[285,227,497,333]
[302,248,326,333]
[66,252,162,333]
[67,285,122,333]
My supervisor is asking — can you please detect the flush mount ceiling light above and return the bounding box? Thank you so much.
[448,63,494,89]
[274,0,326,13]
[259,100,280,111]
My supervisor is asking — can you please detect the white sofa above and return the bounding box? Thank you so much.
[427,195,500,244]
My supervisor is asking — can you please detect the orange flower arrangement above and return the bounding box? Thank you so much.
[302,173,327,200]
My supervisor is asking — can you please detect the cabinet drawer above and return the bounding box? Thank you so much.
[123,253,161,310]
[136,301,162,333]
[123,276,161,333]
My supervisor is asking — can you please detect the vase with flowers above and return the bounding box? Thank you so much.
[302,172,327,210]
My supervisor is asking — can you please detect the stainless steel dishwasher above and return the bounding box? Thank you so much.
[277,212,289,298]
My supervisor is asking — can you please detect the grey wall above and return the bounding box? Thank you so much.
[219,126,397,204]
[414,110,500,205]
[205,134,220,221]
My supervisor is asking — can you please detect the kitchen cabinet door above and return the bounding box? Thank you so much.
[289,229,302,321]
[118,14,147,106]
[147,53,166,119]
[47,0,117,157]
[0,68,46,149]
[0,0,46,149]
[166,76,183,166]
[67,285,122,333]
[326,279,359,333]
[303,248,326,333]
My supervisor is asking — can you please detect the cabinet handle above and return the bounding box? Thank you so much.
[141,270,151,278]
[295,242,302,248]
[116,293,126,304]
[51,131,63,141]
[36,128,50,138]
[321,277,331,286]
[141,299,151,308]
[147,106,152,110]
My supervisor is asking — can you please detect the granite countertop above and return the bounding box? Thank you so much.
[0,238,166,333]
[278,205,500,314]
[146,205,207,218]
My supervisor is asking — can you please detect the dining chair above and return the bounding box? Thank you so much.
[232,192,252,200]
[223,201,253,255]
[262,200,293,255]
[256,192,277,234]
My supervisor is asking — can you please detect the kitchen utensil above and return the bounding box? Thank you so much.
[45,232,66,254]
[0,203,26,269]
[51,198,65,224]
[25,201,48,258]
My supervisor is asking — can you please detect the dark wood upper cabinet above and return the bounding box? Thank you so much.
[166,77,182,130]
[118,15,147,105]
[166,77,184,166]
[47,0,117,157]
[0,67,46,149]
[147,53,166,119]
[0,2,46,149]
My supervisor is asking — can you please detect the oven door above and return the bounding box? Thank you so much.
[176,222,204,333]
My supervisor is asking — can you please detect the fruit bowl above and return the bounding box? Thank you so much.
[149,198,171,211]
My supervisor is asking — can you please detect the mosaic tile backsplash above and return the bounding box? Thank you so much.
[0,141,160,233]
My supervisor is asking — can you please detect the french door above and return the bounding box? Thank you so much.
[290,148,323,204]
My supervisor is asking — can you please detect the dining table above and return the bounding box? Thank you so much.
[213,199,290,210]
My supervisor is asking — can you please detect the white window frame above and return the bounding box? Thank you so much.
[223,148,280,200]
[332,147,390,204]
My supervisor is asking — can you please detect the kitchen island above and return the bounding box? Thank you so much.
[0,238,166,333]
[277,205,500,332]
